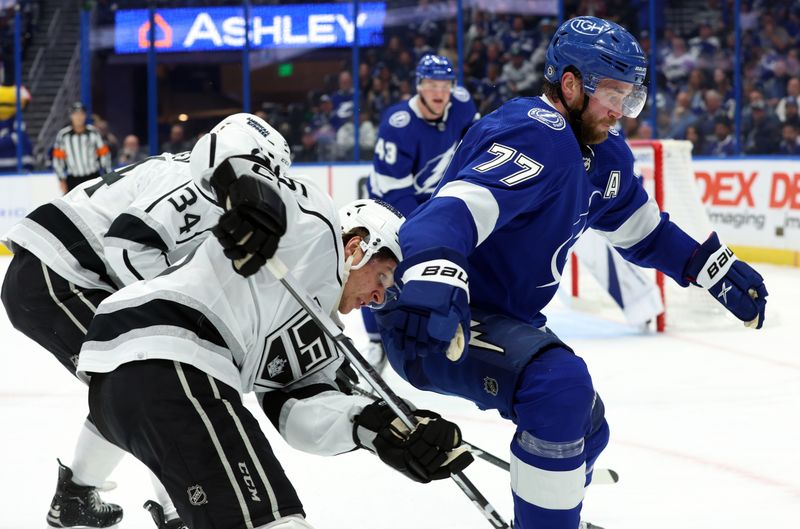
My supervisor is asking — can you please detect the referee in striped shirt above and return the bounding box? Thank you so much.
[52,102,112,194]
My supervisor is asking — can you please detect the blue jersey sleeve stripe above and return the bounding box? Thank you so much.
[595,198,661,249]
[435,180,499,246]
[368,171,414,196]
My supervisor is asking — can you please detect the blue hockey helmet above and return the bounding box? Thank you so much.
[544,16,648,117]
[416,54,456,84]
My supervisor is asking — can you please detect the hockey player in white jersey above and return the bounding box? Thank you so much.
[363,54,478,371]
[1,113,290,528]
[77,155,473,528]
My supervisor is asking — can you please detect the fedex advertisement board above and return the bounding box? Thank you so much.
[114,3,386,54]
[2,159,798,265]
[692,158,800,258]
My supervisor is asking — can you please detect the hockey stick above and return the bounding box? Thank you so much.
[266,257,510,529]
[350,385,619,484]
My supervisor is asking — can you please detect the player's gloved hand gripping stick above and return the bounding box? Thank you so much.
[211,157,288,277]
[378,248,472,362]
[266,257,511,529]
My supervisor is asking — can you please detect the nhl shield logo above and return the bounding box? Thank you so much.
[483,376,499,396]
[187,485,208,506]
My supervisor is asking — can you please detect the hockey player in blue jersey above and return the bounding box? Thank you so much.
[362,54,478,370]
[375,16,768,529]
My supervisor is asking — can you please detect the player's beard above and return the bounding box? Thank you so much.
[579,112,617,145]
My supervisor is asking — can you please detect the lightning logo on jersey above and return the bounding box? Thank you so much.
[369,90,478,216]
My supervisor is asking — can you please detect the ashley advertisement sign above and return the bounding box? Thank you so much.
[114,3,386,54]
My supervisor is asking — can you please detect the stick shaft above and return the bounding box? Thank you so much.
[266,258,510,529]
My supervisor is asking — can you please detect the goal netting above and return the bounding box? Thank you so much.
[564,139,727,332]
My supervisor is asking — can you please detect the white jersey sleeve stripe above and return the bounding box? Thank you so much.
[594,198,661,249]
[434,180,499,246]
[368,170,414,196]
[510,451,586,510]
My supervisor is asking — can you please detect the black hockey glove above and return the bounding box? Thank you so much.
[354,400,474,483]
[210,157,287,277]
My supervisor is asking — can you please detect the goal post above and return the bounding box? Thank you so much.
[569,139,724,332]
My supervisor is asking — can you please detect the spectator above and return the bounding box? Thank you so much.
[160,123,192,153]
[501,15,532,53]
[684,68,708,114]
[685,124,708,156]
[763,59,791,104]
[742,89,769,131]
[310,95,337,161]
[437,33,458,69]
[336,110,377,161]
[465,38,487,82]
[92,114,119,163]
[775,78,800,122]
[666,91,697,139]
[630,119,654,140]
[292,126,319,162]
[744,100,782,154]
[663,37,696,91]
[711,67,736,114]
[395,51,415,83]
[502,44,538,97]
[330,70,354,130]
[778,123,800,154]
[781,97,800,128]
[689,23,721,66]
[117,134,147,166]
[412,33,433,62]
[705,116,736,156]
[52,102,111,194]
[396,78,413,101]
[366,76,392,118]
[475,62,508,115]
[358,62,373,96]
[697,89,728,139]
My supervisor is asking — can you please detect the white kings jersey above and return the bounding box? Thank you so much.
[78,168,373,456]
[2,152,222,292]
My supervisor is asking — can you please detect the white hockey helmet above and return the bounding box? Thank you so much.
[190,113,291,194]
[339,198,405,270]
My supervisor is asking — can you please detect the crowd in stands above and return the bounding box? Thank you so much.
[637,0,800,155]
[283,2,800,162]
[7,0,800,171]
[0,0,39,85]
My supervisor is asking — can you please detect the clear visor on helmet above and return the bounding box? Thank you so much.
[369,273,400,310]
[588,79,648,118]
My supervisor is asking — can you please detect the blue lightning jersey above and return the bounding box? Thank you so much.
[399,96,701,327]
[368,87,478,216]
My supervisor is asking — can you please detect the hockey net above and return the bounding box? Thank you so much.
[565,139,725,332]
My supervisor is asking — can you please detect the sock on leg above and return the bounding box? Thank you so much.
[68,418,125,488]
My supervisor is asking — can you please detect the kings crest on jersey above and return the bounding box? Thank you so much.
[78,172,346,395]
[368,87,478,215]
[401,95,698,328]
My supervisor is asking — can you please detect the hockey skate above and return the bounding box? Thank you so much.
[46,459,123,528]
[363,339,388,374]
[144,500,188,529]
[579,522,605,529]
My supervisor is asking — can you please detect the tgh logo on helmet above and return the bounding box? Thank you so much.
[570,18,608,35]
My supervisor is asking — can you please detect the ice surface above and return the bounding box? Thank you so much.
[1,255,798,529]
